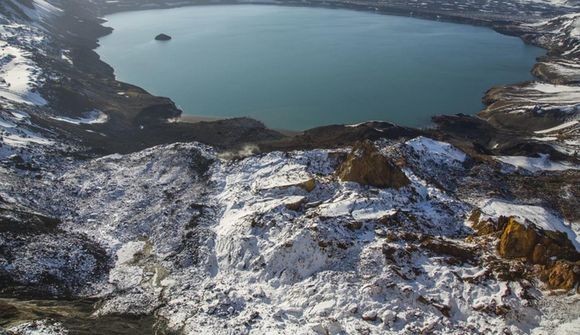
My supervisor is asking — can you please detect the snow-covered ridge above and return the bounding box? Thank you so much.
[0,3,52,107]
[495,153,580,172]
[405,136,467,163]
[0,138,566,334]
[478,199,579,250]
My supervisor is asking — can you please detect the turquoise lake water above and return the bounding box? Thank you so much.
[98,5,544,130]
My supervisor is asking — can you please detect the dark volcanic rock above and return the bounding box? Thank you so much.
[260,121,421,152]
[155,33,172,41]
[0,209,110,297]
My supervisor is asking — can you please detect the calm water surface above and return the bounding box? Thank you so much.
[98,5,544,130]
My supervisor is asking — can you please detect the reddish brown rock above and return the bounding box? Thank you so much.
[496,217,579,265]
[497,218,538,259]
[532,243,548,265]
[543,260,579,291]
[485,215,580,291]
[336,141,410,189]
[469,211,510,236]
[298,178,316,192]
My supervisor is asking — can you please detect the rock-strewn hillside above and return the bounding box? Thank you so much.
[2,137,579,334]
[0,0,579,334]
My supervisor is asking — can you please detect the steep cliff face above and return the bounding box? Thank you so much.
[481,14,580,160]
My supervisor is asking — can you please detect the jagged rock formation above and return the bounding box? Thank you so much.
[470,214,580,291]
[336,141,410,188]
[498,217,578,264]
[155,33,171,41]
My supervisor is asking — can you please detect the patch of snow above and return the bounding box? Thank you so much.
[534,120,579,134]
[51,110,109,125]
[345,120,381,127]
[61,49,73,65]
[553,317,580,335]
[479,199,579,250]
[406,136,467,163]
[570,16,580,37]
[531,136,559,141]
[2,131,53,147]
[495,154,579,172]
[531,83,580,94]
[0,42,46,106]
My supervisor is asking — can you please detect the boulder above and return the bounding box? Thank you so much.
[336,141,410,188]
[155,33,172,41]
[362,310,378,321]
[497,217,579,265]
[298,178,316,192]
[542,260,579,291]
[497,218,538,259]
[285,196,307,211]
[469,212,580,291]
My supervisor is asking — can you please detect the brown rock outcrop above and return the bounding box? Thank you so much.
[298,178,316,192]
[541,260,579,291]
[336,141,410,189]
[497,218,538,259]
[469,211,509,236]
[421,236,478,263]
[472,214,580,291]
[497,217,579,265]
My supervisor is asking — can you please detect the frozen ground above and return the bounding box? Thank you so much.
[1,136,577,334]
[0,1,578,334]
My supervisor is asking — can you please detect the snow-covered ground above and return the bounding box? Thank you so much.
[0,41,46,106]
[0,137,566,334]
[495,154,580,172]
[51,110,109,125]
[0,1,578,334]
[0,2,53,107]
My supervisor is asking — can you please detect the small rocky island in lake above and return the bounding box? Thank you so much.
[155,33,172,41]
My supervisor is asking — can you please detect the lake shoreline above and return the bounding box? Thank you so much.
[98,5,543,131]
[177,114,301,136]
[29,0,579,156]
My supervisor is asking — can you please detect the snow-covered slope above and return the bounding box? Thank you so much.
[1,138,576,334]
[0,1,579,334]
[0,22,48,106]
[0,0,63,107]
